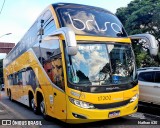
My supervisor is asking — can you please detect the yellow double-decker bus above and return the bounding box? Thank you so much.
[3,3,158,123]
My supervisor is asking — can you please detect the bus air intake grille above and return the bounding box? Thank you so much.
[94,99,130,109]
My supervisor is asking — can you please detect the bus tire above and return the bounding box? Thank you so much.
[40,100,49,120]
[31,98,40,114]
[8,90,13,101]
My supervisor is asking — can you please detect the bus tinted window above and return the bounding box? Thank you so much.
[17,72,23,85]
[26,68,39,91]
[44,19,56,36]
[8,75,13,85]
[40,39,65,90]
[56,6,127,37]
[13,74,18,85]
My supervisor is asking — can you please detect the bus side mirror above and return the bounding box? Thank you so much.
[43,27,77,56]
[129,34,159,56]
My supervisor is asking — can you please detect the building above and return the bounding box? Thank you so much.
[0,42,15,54]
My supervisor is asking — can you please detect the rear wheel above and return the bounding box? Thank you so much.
[31,98,40,114]
[40,100,49,120]
[8,90,13,101]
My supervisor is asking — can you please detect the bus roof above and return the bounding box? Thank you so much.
[52,3,114,15]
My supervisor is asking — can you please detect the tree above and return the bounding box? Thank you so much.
[116,0,160,68]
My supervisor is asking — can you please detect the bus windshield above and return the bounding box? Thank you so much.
[56,5,127,37]
[67,43,136,88]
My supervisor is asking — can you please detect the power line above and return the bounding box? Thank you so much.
[0,0,6,15]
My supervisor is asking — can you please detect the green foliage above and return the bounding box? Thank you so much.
[116,0,160,68]
[136,51,147,67]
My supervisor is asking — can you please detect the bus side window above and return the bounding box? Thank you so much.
[44,19,56,36]
[22,69,26,85]
[17,71,23,85]
[13,73,18,85]
[26,67,39,91]
[8,74,13,85]
[51,56,64,90]
[43,10,56,36]
[42,39,65,91]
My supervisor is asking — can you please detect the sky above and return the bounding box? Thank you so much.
[0,0,132,59]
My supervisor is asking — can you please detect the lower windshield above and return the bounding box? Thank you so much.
[67,42,136,87]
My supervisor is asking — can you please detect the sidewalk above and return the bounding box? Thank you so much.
[0,91,39,128]
[0,91,24,128]
[0,101,23,120]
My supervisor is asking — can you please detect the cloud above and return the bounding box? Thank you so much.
[72,44,109,81]
[72,51,86,69]
[88,51,109,81]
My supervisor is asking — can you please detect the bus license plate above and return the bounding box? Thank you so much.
[108,111,120,118]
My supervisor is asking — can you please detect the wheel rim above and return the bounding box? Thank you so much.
[31,99,35,109]
[40,101,45,114]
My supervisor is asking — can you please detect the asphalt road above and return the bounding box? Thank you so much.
[0,91,160,128]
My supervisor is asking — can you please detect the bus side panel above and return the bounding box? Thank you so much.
[28,50,67,120]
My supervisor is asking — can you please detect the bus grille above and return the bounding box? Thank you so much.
[94,99,130,109]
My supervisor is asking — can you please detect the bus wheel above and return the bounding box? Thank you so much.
[31,99,35,110]
[31,98,39,114]
[8,90,13,101]
[40,100,49,120]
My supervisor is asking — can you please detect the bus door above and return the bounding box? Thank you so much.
[41,39,67,119]
[48,53,66,119]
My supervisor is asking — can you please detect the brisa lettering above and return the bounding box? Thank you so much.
[68,13,123,34]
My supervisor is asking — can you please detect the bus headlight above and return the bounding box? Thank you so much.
[69,97,95,109]
[130,94,139,103]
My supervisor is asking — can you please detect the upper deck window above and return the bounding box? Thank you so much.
[55,5,127,37]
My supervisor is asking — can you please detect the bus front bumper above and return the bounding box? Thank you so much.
[66,98,138,123]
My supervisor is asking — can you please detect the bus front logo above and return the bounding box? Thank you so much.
[68,13,123,34]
